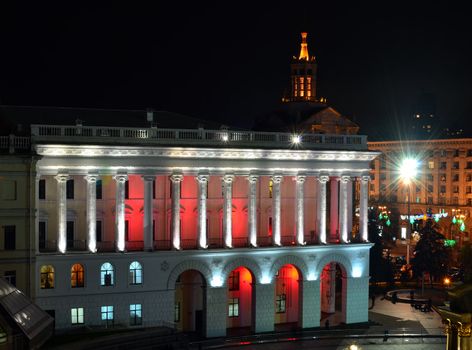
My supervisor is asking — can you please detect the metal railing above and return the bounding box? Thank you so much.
[30,124,368,150]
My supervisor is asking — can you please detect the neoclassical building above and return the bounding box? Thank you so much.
[0,33,378,338]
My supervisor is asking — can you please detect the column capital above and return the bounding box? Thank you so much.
[222,174,235,184]
[361,175,371,183]
[196,174,209,184]
[340,175,351,183]
[84,174,99,183]
[113,173,128,183]
[318,175,329,183]
[247,174,259,184]
[295,175,306,184]
[54,174,69,183]
[170,173,184,183]
[271,175,283,184]
[142,174,156,182]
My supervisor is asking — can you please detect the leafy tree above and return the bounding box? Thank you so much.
[411,219,451,284]
[368,208,394,284]
[459,243,472,283]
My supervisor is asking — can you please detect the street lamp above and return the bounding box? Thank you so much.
[399,158,419,265]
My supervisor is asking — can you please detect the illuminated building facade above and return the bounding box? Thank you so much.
[368,139,472,249]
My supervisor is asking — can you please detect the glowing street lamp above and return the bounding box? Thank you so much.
[399,158,419,265]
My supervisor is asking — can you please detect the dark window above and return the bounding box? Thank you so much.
[153,220,155,239]
[66,179,74,199]
[125,220,129,241]
[307,69,312,75]
[4,225,15,250]
[96,180,102,200]
[228,271,239,291]
[39,221,46,249]
[66,221,74,249]
[468,149,472,157]
[96,221,102,242]
[125,180,129,199]
[152,179,156,199]
[4,270,16,286]
[39,179,46,200]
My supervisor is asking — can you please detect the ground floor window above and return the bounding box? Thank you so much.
[101,305,114,325]
[4,270,16,286]
[276,294,286,313]
[228,298,239,317]
[174,302,180,322]
[130,304,142,325]
[71,307,84,325]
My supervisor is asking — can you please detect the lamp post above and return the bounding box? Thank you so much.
[399,158,419,265]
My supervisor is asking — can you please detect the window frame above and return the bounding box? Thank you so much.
[71,307,84,325]
[228,298,239,318]
[40,265,55,289]
[100,262,114,286]
[129,261,143,285]
[129,303,142,326]
[71,263,85,288]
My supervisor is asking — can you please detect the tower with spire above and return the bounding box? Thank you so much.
[284,32,319,103]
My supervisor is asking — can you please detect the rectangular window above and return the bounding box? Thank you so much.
[228,271,239,291]
[453,186,459,193]
[96,220,102,242]
[268,217,273,236]
[4,225,15,250]
[440,162,447,170]
[71,307,84,325]
[39,221,46,249]
[427,185,433,193]
[440,186,446,193]
[66,221,74,249]
[468,162,472,169]
[228,298,239,317]
[468,199,472,206]
[130,304,142,326]
[427,174,434,181]
[96,180,102,200]
[427,197,433,204]
[39,179,46,200]
[453,197,459,205]
[0,180,17,200]
[4,270,16,286]
[467,186,472,194]
[453,162,460,169]
[66,179,74,199]
[174,302,180,322]
[440,174,446,182]
[468,149,472,157]
[276,294,286,313]
[125,220,129,241]
[125,180,129,199]
[269,180,273,198]
[428,161,434,169]
[101,305,114,324]
[152,179,156,199]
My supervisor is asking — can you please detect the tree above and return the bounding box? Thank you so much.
[411,219,451,285]
[368,207,394,285]
[459,243,472,283]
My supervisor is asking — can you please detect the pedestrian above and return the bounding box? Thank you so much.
[325,319,329,330]
[392,291,398,304]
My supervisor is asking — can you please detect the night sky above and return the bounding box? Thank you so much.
[1,2,472,140]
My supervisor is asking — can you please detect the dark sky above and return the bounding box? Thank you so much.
[1,2,472,140]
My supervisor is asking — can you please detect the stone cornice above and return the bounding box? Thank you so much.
[368,138,472,149]
[35,144,379,162]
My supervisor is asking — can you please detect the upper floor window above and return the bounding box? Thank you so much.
[428,161,434,169]
[467,162,472,169]
[40,265,54,289]
[454,149,460,157]
[440,162,447,170]
[468,149,472,157]
[71,264,84,288]
[100,262,114,286]
[269,180,273,198]
[96,180,102,200]
[228,271,239,291]
[427,174,433,181]
[453,162,460,169]
[39,179,46,200]
[453,174,460,182]
[125,180,129,199]
[66,179,74,199]
[129,261,142,285]
[3,225,15,250]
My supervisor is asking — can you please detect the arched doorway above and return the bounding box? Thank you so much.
[274,264,301,331]
[226,266,254,335]
[320,262,347,326]
[174,270,206,335]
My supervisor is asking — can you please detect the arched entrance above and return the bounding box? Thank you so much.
[174,270,206,335]
[274,264,301,330]
[226,266,254,334]
[320,262,347,326]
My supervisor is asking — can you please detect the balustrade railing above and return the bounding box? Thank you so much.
[30,124,367,150]
[0,135,31,153]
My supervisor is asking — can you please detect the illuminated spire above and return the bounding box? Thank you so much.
[298,32,310,61]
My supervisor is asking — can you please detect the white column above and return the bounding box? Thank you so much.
[339,175,351,243]
[84,174,98,253]
[247,175,258,247]
[114,173,128,252]
[54,173,68,253]
[143,175,155,251]
[271,175,283,246]
[170,174,183,250]
[196,174,209,249]
[222,174,234,248]
[360,175,370,242]
[295,175,306,245]
[329,177,339,242]
[317,175,329,244]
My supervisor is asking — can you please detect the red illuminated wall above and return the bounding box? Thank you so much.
[227,267,253,328]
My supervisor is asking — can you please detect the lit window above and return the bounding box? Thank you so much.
[428,161,434,169]
[40,265,54,289]
[100,262,114,286]
[130,304,142,325]
[129,261,142,285]
[276,294,286,313]
[71,307,84,325]
[228,271,239,291]
[101,305,114,325]
[71,264,84,288]
[174,302,181,322]
[228,298,239,317]
[269,180,273,198]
